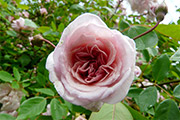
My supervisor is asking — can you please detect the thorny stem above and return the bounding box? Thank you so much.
[133,20,161,40]
[41,38,56,48]
[109,0,123,20]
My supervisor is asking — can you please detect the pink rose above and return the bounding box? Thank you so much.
[46,13,136,111]
[11,17,35,32]
[40,8,48,15]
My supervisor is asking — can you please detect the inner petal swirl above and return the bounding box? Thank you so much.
[71,44,114,84]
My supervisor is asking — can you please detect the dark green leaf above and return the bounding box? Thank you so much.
[69,4,85,13]
[0,113,16,120]
[173,84,180,99]
[89,103,133,120]
[123,26,158,50]
[137,87,157,112]
[0,71,14,82]
[119,20,130,31]
[152,54,170,81]
[124,104,148,120]
[170,48,180,62]
[50,98,68,120]
[13,67,21,81]
[35,88,55,96]
[154,99,180,120]
[17,97,47,119]
[18,54,31,67]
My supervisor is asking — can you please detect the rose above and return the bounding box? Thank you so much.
[46,13,136,111]
[40,8,48,15]
[11,17,35,32]
[0,83,24,117]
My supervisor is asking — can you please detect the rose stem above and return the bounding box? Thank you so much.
[41,38,56,48]
[133,20,160,40]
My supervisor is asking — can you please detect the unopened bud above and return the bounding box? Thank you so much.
[30,34,43,47]
[155,2,168,21]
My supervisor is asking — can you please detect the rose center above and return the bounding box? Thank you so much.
[71,44,113,84]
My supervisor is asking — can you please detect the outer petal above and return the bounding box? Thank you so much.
[59,13,108,45]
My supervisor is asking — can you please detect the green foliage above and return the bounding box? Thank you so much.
[17,97,47,119]
[123,26,159,50]
[50,98,68,120]
[0,114,16,120]
[0,71,14,82]
[89,103,133,120]
[154,99,180,120]
[137,87,157,112]
[152,54,170,81]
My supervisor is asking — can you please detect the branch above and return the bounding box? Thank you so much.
[109,0,123,20]
[133,20,161,40]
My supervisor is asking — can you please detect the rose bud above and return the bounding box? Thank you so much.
[29,34,43,47]
[40,8,48,15]
[46,13,136,111]
[155,2,168,21]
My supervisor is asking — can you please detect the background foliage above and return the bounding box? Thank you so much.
[0,0,180,120]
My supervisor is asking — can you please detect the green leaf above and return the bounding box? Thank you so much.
[58,23,64,33]
[13,67,21,81]
[35,88,55,96]
[12,81,20,89]
[69,4,85,13]
[154,99,180,120]
[17,3,29,10]
[6,30,17,37]
[127,87,143,99]
[124,104,148,120]
[0,71,14,82]
[152,54,170,81]
[170,48,180,62]
[137,87,157,112]
[51,21,56,31]
[0,113,16,120]
[89,103,133,120]
[24,19,38,28]
[173,84,180,99]
[38,26,51,33]
[156,24,180,40]
[36,73,47,87]
[123,26,158,50]
[17,97,47,120]
[18,54,31,67]
[119,20,130,31]
[50,98,68,120]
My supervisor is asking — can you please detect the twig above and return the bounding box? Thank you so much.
[154,83,180,103]
[41,38,56,48]
[133,20,161,40]
[109,0,123,20]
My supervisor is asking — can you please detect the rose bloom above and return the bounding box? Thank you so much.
[46,13,136,111]
[11,17,34,32]
[0,83,24,117]
[40,8,48,15]
[128,0,157,14]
